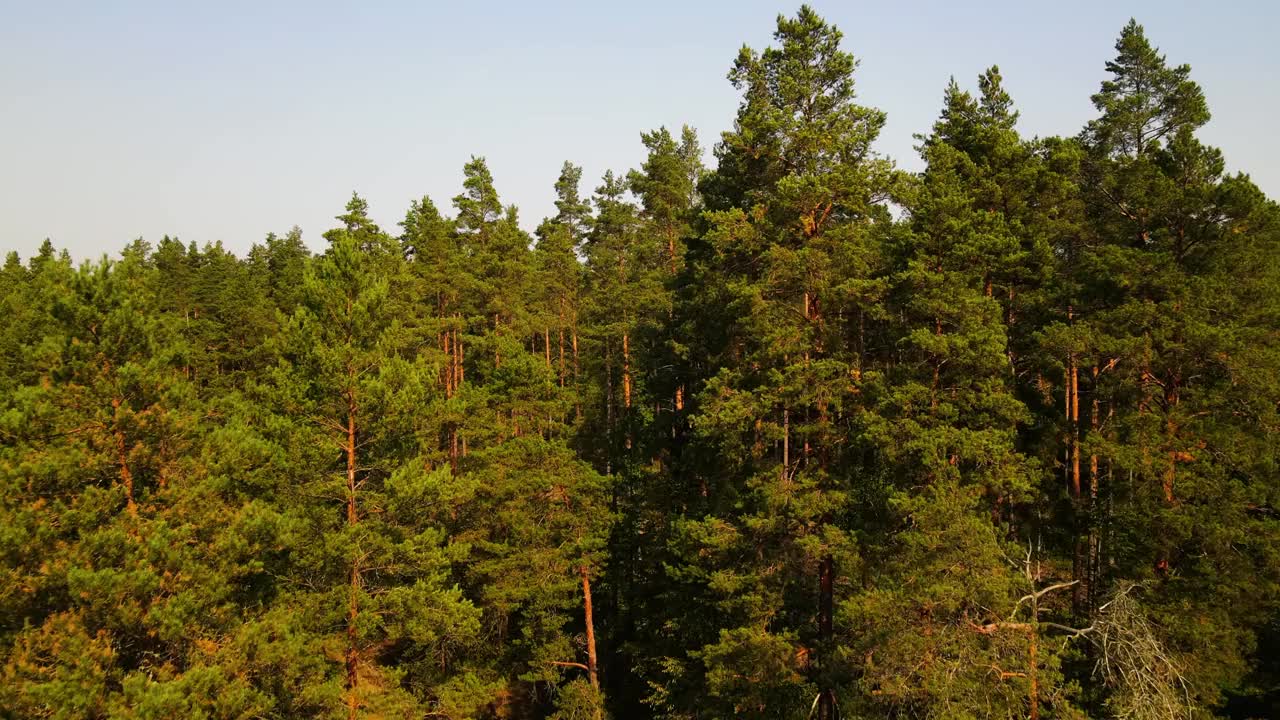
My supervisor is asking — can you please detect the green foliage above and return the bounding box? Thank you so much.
[2,8,1277,720]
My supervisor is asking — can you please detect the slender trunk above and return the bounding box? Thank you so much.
[623,330,633,450]
[1070,353,1084,612]
[666,226,681,415]
[449,327,461,473]
[1029,626,1039,720]
[558,301,566,387]
[1071,361,1080,497]
[1027,586,1043,720]
[622,333,632,409]
[581,566,600,694]
[437,298,446,392]
[457,331,464,387]
[346,412,358,524]
[443,328,453,396]
[345,406,360,719]
[1064,308,1074,490]
[1088,365,1101,611]
[605,340,614,476]
[545,327,552,369]
[803,293,813,463]
[573,327,581,420]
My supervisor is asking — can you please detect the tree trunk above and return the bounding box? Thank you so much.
[605,340,614,476]
[345,407,360,719]
[1029,626,1039,720]
[1071,360,1080,497]
[1070,353,1083,612]
[1064,308,1074,490]
[581,565,600,693]
[573,327,582,420]
[558,302,566,387]
[447,328,457,397]
[1088,365,1101,610]
[346,411,358,525]
[457,325,464,388]
[622,332,632,409]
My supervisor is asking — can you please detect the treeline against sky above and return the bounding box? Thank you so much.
[3,7,1280,719]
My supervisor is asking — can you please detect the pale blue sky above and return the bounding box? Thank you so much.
[2,1,1275,259]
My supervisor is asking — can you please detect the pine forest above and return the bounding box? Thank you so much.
[3,7,1280,719]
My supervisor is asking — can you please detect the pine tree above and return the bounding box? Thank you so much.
[658,8,897,717]
[838,69,1067,718]
[250,226,311,314]
[534,162,589,411]
[400,194,470,473]
[0,243,287,717]
[1059,20,1280,713]
[260,195,481,718]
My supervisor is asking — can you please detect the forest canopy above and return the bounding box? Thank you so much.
[3,7,1279,720]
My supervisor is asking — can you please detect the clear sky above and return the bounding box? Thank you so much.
[2,1,1276,259]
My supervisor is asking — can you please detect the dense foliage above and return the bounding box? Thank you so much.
[3,8,1279,719]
